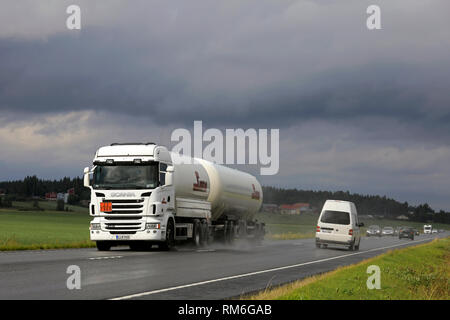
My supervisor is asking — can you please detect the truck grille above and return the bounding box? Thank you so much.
[100,199,146,233]
[104,199,145,214]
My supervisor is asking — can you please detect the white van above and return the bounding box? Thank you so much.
[315,200,363,250]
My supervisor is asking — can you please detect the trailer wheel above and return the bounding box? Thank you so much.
[200,220,208,246]
[226,221,235,244]
[238,220,247,238]
[96,241,111,251]
[254,222,263,245]
[192,219,201,247]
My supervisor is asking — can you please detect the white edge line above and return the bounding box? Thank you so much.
[110,238,433,300]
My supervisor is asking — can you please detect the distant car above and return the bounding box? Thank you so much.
[367,225,381,237]
[382,226,394,236]
[438,229,445,233]
[432,229,438,234]
[399,227,414,240]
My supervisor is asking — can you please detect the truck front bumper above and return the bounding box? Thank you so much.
[90,229,165,242]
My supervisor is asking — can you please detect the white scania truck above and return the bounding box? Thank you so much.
[84,143,264,251]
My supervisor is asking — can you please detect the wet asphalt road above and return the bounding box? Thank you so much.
[0,232,447,299]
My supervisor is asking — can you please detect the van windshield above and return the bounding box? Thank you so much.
[320,210,350,225]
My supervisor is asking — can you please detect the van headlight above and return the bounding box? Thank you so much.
[90,223,101,230]
[146,223,161,230]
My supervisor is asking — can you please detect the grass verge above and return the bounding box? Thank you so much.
[245,237,450,300]
[0,206,94,251]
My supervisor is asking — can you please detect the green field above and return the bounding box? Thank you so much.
[256,212,450,240]
[0,202,449,250]
[246,237,450,300]
[0,201,93,250]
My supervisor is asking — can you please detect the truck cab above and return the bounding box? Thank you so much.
[84,143,176,251]
[423,225,432,234]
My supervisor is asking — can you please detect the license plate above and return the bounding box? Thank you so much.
[115,235,130,240]
[322,229,332,233]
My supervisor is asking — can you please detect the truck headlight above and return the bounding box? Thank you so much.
[146,223,161,230]
[90,223,101,230]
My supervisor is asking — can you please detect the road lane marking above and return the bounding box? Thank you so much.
[89,256,123,260]
[110,237,434,300]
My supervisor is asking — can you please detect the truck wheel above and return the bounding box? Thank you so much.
[192,219,201,247]
[96,241,111,251]
[160,219,175,251]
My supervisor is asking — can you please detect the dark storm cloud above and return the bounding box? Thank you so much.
[1,0,450,209]
[1,30,449,141]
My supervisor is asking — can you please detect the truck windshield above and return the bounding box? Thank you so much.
[93,163,158,190]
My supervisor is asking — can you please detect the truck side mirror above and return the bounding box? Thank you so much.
[83,167,90,187]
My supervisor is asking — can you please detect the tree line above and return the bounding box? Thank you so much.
[0,177,448,224]
[262,186,450,224]
[0,176,90,202]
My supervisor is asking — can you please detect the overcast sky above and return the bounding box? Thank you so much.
[1,0,449,210]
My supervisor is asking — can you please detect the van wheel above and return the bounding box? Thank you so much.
[316,243,321,249]
[348,242,355,251]
[96,241,111,251]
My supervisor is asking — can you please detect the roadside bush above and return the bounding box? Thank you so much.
[67,194,79,205]
[0,196,13,208]
[32,200,45,211]
[32,200,40,209]
[56,199,65,211]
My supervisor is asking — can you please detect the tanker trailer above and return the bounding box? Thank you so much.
[84,143,264,251]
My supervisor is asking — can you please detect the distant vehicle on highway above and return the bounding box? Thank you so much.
[424,225,432,234]
[412,228,420,236]
[399,227,415,240]
[315,200,363,251]
[438,229,445,233]
[382,226,394,236]
[367,225,381,237]
[432,229,438,234]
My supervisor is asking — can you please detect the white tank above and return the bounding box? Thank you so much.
[171,154,263,221]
